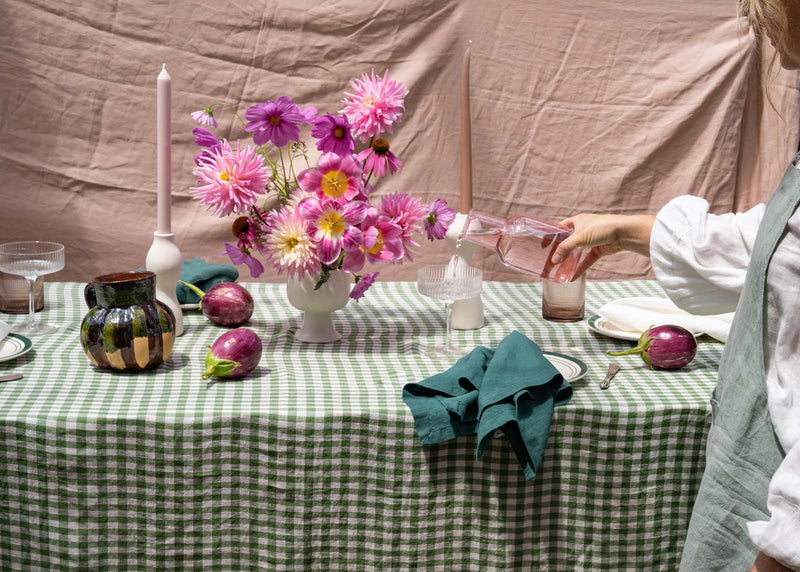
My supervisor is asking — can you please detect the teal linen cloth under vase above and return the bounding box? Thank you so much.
[176,258,239,304]
[402,331,573,480]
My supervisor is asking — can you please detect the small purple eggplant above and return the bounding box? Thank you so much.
[203,328,262,379]
[608,324,697,370]
[180,281,254,326]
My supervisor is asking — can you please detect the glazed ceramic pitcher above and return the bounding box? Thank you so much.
[81,271,176,371]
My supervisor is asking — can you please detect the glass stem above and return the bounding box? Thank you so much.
[444,302,453,352]
[26,276,37,331]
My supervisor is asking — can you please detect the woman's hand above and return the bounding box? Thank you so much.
[550,214,656,278]
[751,551,795,572]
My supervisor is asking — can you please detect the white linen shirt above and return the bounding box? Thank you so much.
[650,184,800,570]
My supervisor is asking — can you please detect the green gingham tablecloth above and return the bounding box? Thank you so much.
[0,280,721,571]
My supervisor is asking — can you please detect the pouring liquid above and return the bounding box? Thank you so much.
[457,213,580,282]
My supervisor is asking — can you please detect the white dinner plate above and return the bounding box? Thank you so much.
[586,314,641,341]
[0,333,33,363]
[542,351,588,382]
[587,314,702,341]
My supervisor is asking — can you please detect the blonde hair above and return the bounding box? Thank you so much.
[739,0,791,74]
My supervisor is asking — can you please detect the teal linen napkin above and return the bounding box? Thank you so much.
[176,258,239,304]
[402,331,573,480]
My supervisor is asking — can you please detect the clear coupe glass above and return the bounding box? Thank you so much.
[0,241,65,336]
[417,259,483,357]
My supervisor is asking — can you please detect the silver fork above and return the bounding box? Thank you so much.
[600,363,621,390]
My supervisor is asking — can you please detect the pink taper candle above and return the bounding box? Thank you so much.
[157,64,172,234]
[459,41,473,214]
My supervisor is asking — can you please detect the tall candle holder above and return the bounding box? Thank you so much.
[446,213,483,330]
[146,233,183,336]
[446,41,483,330]
[146,63,183,336]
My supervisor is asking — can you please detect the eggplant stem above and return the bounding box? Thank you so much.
[178,280,206,309]
[607,347,642,356]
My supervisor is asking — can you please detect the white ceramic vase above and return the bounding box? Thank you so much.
[286,270,351,343]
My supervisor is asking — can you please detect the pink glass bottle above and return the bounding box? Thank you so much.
[457,210,584,283]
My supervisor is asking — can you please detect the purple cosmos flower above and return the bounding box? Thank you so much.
[244,96,317,147]
[311,114,355,157]
[224,242,264,278]
[424,198,456,241]
[193,127,220,148]
[356,138,402,178]
[296,197,366,265]
[191,108,218,128]
[349,272,379,302]
[192,127,221,165]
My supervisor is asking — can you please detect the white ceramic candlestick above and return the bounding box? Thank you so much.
[146,64,183,336]
[146,233,183,336]
[446,213,483,330]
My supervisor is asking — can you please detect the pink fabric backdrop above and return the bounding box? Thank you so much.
[1,0,798,283]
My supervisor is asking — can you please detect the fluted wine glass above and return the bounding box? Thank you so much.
[417,260,482,357]
[0,241,65,336]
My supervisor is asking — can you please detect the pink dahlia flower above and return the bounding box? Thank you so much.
[244,96,317,147]
[224,242,264,278]
[378,193,428,261]
[311,114,355,157]
[341,69,408,142]
[262,206,320,279]
[297,153,363,203]
[190,141,270,217]
[424,198,456,241]
[342,207,403,272]
[356,138,402,178]
[296,197,366,265]
[349,272,379,302]
[191,108,218,128]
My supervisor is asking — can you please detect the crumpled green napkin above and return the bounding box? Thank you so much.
[402,330,573,480]
[176,258,239,304]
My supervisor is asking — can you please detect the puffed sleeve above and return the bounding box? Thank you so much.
[649,195,765,315]
[747,445,800,570]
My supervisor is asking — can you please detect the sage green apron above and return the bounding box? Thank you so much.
[679,152,800,571]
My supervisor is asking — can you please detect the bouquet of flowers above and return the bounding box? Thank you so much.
[189,69,455,301]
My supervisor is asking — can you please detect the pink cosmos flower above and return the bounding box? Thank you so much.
[378,193,428,261]
[342,207,403,272]
[341,69,408,142]
[190,141,270,217]
[296,197,366,265]
[224,242,264,278]
[311,114,355,157]
[349,272,379,302]
[244,96,317,147]
[356,138,402,178]
[262,206,320,279]
[297,153,363,203]
[191,108,218,128]
[424,198,456,241]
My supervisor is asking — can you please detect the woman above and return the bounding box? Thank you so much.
[552,2,800,571]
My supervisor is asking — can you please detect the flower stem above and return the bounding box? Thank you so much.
[207,102,247,127]
[287,144,299,188]
[444,302,454,353]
